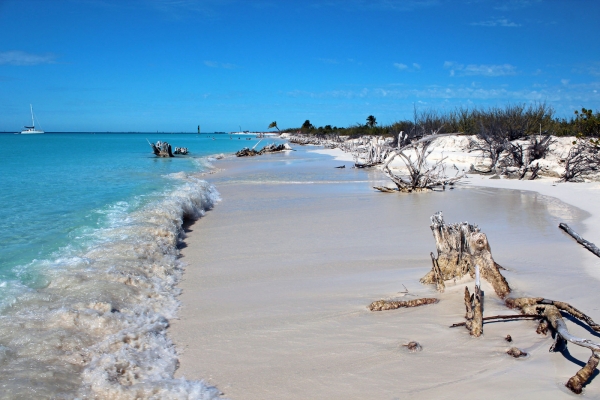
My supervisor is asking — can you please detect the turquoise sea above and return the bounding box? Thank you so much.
[0,133,273,398]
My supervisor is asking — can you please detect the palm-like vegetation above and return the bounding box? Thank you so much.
[366,115,377,128]
[268,121,280,132]
[281,104,600,139]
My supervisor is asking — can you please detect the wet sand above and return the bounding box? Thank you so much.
[170,149,600,399]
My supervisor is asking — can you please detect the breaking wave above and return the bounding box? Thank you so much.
[0,174,223,399]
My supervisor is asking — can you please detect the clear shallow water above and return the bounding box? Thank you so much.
[0,132,271,398]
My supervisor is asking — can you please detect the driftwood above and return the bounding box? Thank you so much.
[351,136,393,168]
[422,213,600,394]
[403,341,422,352]
[559,223,600,258]
[450,314,542,328]
[505,297,600,393]
[149,140,174,157]
[236,143,291,157]
[568,353,600,394]
[372,186,397,193]
[421,212,510,298]
[380,133,465,193]
[507,347,528,358]
[368,298,438,311]
[561,139,600,182]
[173,147,188,155]
[463,267,483,336]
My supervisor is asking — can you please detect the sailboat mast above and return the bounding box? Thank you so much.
[30,104,35,127]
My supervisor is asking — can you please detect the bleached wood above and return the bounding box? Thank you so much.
[559,223,600,258]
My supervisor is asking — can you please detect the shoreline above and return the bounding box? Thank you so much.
[170,146,600,399]
[313,146,600,244]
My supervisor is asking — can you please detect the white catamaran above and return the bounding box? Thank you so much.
[20,104,44,134]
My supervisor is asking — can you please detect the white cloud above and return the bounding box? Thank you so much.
[149,0,235,15]
[444,62,517,77]
[283,80,600,117]
[318,58,339,64]
[317,0,441,12]
[394,62,421,72]
[494,0,541,11]
[572,62,600,77]
[203,60,239,69]
[471,18,521,27]
[0,51,56,66]
[561,79,570,85]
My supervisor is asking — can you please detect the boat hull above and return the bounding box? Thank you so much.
[20,130,44,134]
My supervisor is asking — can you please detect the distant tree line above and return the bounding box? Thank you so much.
[280,104,600,141]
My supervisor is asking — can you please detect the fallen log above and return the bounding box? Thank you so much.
[373,186,397,193]
[368,298,438,311]
[559,223,600,258]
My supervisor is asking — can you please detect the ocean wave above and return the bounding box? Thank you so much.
[0,177,223,399]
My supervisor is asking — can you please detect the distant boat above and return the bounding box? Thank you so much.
[20,105,44,134]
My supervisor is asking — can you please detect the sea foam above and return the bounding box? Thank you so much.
[0,175,223,399]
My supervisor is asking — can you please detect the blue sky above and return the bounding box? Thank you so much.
[1,0,599,132]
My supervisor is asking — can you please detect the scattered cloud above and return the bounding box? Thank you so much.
[353,0,440,10]
[444,62,517,77]
[318,58,339,64]
[471,18,521,27]
[203,60,239,69]
[572,62,600,77]
[148,0,234,14]
[314,0,440,12]
[0,51,57,66]
[394,62,421,72]
[494,0,541,11]
[561,79,570,85]
[284,81,600,107]
[286,88,370,99]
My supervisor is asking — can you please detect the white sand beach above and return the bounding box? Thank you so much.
[170,146,600,399]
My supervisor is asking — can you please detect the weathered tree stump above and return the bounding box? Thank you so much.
[150,140,174,157]
[421,212,510,299]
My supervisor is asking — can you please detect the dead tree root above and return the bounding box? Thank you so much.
[420,212,600,394]
[567,352,600,394]
[368,298,438,311]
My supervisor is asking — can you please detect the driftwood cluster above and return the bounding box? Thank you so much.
[150,140,174,157]
[561,139,600,182]
[148,141,190,157]
[369,211,600,394]
[286,131,465,191]
[235,143,291,157]
[374,133,465,193]
[173,147,188,155]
